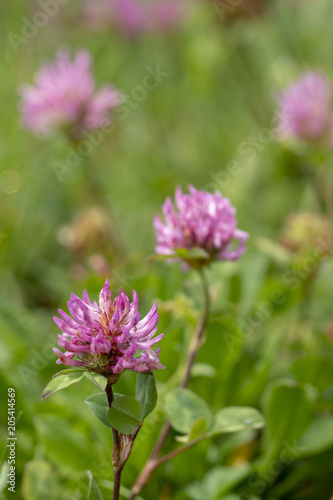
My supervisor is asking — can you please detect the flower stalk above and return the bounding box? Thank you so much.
[105,380,122,500]
[49,280,165,498]
[180,268,210,388]
[128,269,210,499]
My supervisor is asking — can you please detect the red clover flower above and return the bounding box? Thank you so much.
[53,280,164,376]
[154,185,248,267]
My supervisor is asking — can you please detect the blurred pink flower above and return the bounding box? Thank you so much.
[83,0,185,36]
[154,186,249,267]
[20,50,122,139]
[53,279,164,375]
[276,72,333,144]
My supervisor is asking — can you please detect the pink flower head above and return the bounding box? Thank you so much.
[151,1,181,32]
[84,0,185,37]
[53,280,164,375]
[20,50,122,139]
[276,72,333,144]
[114,0,147,36]
[154,186,249,267]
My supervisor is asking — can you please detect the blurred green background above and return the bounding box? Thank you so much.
[1,1,333,499]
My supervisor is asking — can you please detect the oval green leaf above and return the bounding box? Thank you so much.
[84,371,107,391]
[53,368,86,376]
[41,370,85,400]
[108,396,141,435]
[135,371,157,420]
[209,407,265,435]
[188,416,208,440]
[85,393,112,429]
[165,388,212,434]
[176,416,209,443]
